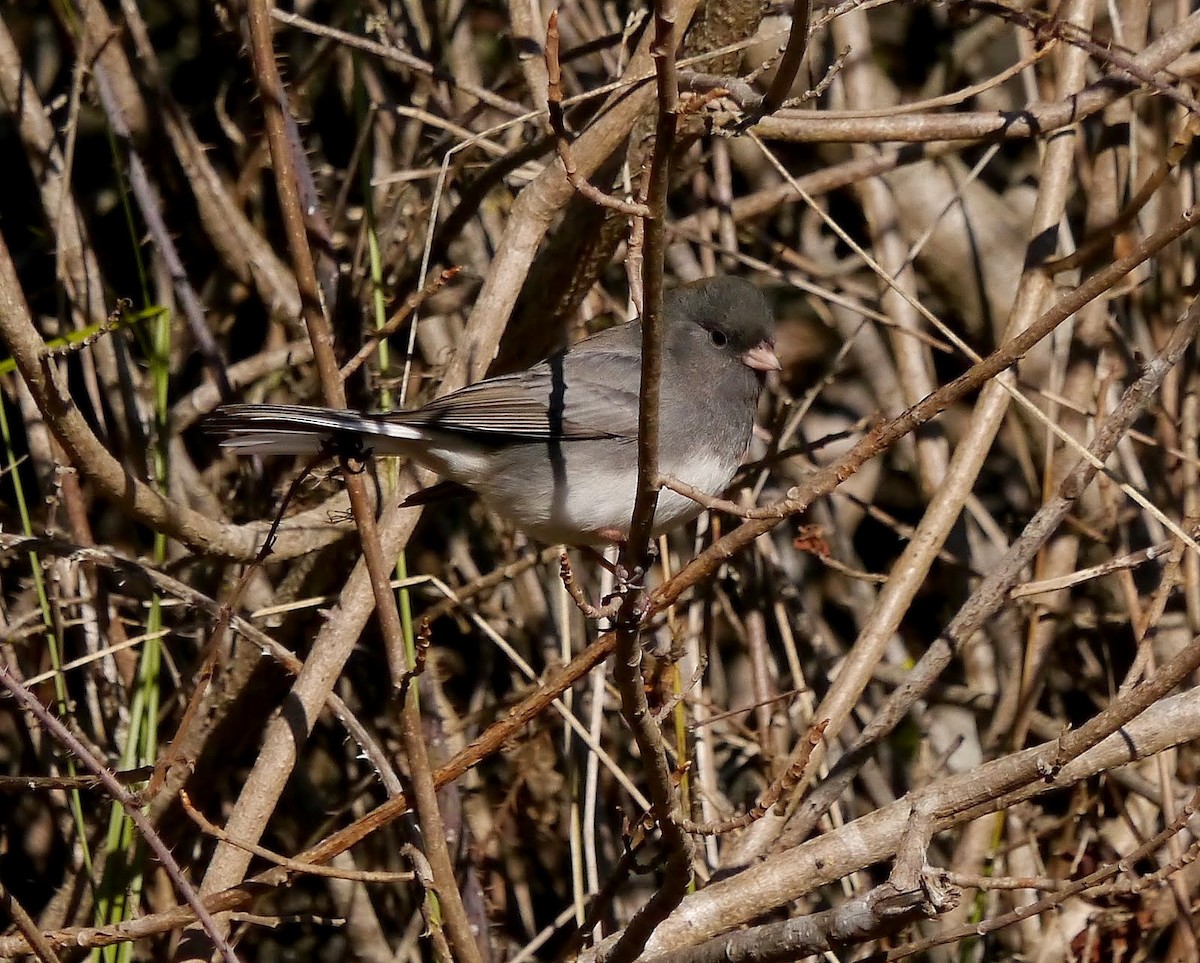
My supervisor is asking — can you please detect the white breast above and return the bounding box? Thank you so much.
[651,445,743,532]
[528,446,741,543]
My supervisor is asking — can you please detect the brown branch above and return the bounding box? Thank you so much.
[113,0,302,319]
[968,0,1200,116]
[0,879,64,963]
[559,553,622,620]
[653,879,951,963]
[231,9,482,963]
[757,0,811,116]
[607,3,692,962]
[339,266,461,383]
[783,283,1200,845]
[422,546,560,621]
[777,47,848,108]
[1009,538,1178,599]
[179,792,414,884]
[1045,112,1200,274]
[545,12,651,217]
[0,661,241,963]
[82,25,232,399]
[270,6,526,116]
[678,721,827,835]
[627,800,951,963]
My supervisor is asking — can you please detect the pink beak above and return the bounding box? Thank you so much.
[741,340,782,373]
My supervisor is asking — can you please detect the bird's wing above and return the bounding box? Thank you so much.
[393,328,644,442]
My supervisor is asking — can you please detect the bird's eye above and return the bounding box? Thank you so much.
[709,330,728,348]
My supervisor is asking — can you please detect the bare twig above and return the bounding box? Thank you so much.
[678,721,827,835]
[546,12,650,218]
[270,7,526,115]
[0,662,241,963]
[560,553,622,620]
[757,0,811,116]
[607,3,693,960]
[339,266,460,382]
[231,8,482,963]
[0,880,64,963]
[179,792,414,884]
[80,18,233,399]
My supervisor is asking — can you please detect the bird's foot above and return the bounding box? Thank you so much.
[612,562,646,594]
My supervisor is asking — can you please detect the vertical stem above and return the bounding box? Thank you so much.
[238,5,481,963]
[609,3,695,962]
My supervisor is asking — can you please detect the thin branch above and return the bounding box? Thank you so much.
[236,8,481,963]
[270,6,527,116]
[339,266,460,383]
[0,880,64,963]
[1009,538,1178,598]
[179,792,414,884]
[83,36,233,399]
[0,661,241,963]
[560,553,622,620]
[757,0,811,116]
[678,721,827,835]
[608,2,692,961]
[546,12,651,217]
[785,292,1200,843]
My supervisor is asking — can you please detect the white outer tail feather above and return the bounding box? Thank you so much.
[208,405,425,456]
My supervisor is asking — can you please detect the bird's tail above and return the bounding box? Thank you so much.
[203,404,424,456]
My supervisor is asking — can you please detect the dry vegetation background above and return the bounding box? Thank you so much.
[3,0,1200,961]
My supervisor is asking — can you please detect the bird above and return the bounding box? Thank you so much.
[205,276,779,546]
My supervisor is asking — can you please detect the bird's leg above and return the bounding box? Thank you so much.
[613,562,647,594]
[331,433,373,473]
[616,542,657,595]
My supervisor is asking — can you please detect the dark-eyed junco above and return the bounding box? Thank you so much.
[205,276,778,545]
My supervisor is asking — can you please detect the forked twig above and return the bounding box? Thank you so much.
[545,11,650,218]
[757,0,811,116]
[180,791,415,883]
[560,553,622,620]
[677,720,828,835]
[339,266,461,382]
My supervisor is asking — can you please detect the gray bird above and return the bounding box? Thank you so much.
[205,276,778,546]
